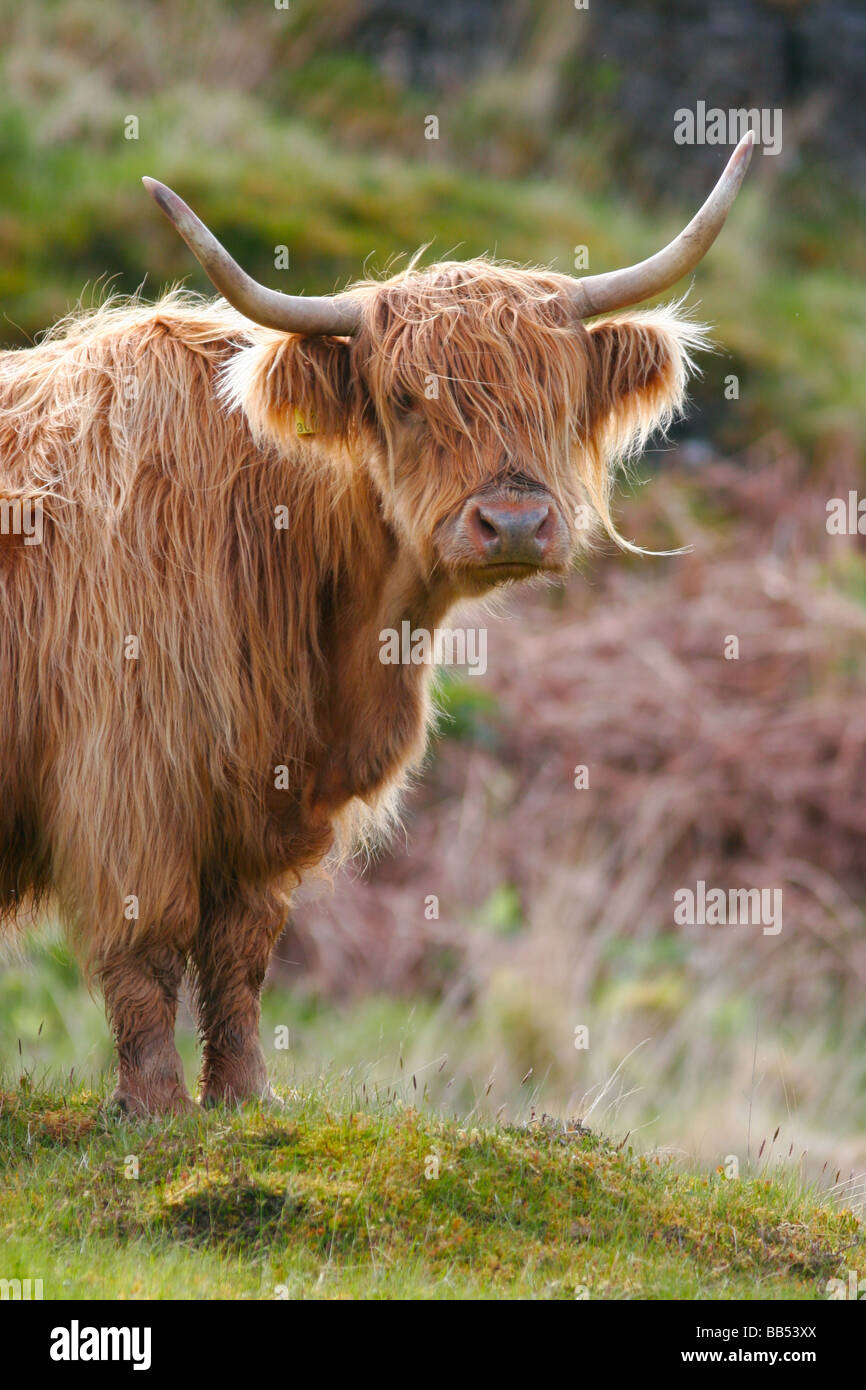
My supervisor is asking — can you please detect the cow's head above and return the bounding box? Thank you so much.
[144,134,752,597]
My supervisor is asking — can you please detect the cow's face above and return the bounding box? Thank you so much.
[232,261,701,597]
[149,139,750,594]
[358,265,705,595]
[354,263,584,596]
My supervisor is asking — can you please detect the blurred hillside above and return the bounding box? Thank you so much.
[0,1,864,1183]
[0,0,863,444]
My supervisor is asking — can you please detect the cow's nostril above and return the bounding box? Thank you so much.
[477,515,499,542]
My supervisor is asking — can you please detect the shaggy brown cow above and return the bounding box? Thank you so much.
[0,136,752,1114]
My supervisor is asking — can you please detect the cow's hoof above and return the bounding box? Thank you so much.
[107,1087,200,1119]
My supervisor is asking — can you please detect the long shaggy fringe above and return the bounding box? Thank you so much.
[225,258,706,553]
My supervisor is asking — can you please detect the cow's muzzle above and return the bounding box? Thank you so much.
[465,495,560,566]
[437,486,571,584]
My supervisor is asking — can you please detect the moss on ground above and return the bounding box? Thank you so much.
[0,1082,861,1299]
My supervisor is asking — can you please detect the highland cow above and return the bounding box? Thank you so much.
[0,136,753,1114]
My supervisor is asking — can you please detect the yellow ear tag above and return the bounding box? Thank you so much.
[295,409,318,436]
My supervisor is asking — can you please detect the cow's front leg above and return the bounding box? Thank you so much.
[100,941,195,1116]
[191,887,286,1106]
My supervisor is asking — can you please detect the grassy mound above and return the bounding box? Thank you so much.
[0,1081,861,1299]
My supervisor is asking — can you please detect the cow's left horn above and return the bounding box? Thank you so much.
[569,132,755,318]
[142,178,362,336]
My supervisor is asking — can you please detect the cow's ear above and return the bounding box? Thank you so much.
[584,308,708,459]
[224,333,358,447]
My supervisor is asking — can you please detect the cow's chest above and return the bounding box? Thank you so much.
[313,651,433,814]
[259,648,433,876]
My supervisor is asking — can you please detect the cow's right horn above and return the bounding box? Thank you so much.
[142,178,362,336]
[568,131,755,318]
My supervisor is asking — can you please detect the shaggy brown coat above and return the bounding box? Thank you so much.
[0,260,702,1111]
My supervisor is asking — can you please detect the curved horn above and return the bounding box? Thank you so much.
[570,131,755,318]
[142,178,362,336]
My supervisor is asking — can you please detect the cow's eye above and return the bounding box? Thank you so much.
[395,391,414,414]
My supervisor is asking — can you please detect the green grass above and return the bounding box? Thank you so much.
[0,1079,862,1299]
